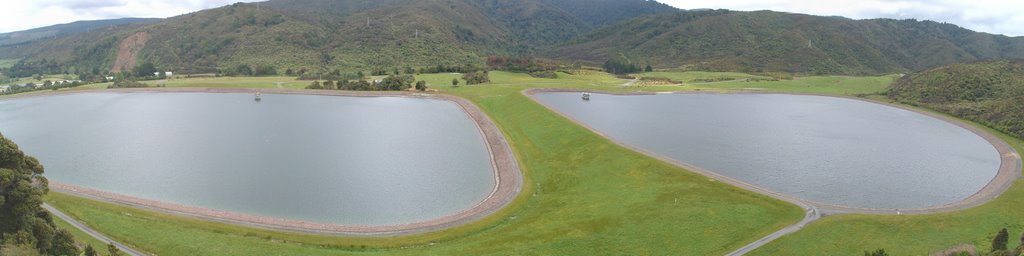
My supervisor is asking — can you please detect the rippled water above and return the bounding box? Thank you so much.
[534,92,1001,209]
[0,92,495,225]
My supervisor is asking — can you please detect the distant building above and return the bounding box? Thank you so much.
[165,71,173,77]
[105,76,115,81]
[0,85,8,93]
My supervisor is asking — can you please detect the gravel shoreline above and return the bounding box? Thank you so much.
[37,87,523,236]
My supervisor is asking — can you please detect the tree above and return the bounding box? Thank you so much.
[285,68,294,76]
[863,249,888,256]
[107,243,124,256]
[235,64,253,76]
[994,228,1010,252]
[0,133,80,255]
[132,62,157,78]
[83,244,98,256]
[645,64,654,72]
[415,80,427,91]
[306,81,323,90]
[322,80,335,90]
[452,78,460,87]
[50,229,78,256]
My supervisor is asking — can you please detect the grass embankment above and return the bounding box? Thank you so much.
[634,71,896,95]
[52,215,110,252]
[45,71,805,255]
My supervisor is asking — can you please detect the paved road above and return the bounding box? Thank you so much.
[42,203,147,256]
[727,206,821,256]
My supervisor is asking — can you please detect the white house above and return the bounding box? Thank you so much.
[165,71,173,77]
[105,76,115,81]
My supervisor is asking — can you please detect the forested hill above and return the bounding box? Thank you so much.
[1,0,1023,77]
[890,59,1024,138]
[0,0,676,75]
[548,10,1024,75]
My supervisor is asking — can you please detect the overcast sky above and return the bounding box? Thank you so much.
[1,0,1021,36]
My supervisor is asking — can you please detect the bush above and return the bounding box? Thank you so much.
[108,80,149,88]
[529,71,558,79]
[463,71,490,85]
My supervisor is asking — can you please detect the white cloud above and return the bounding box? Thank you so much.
[660,0,1024,36]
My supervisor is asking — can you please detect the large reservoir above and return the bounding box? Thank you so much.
[0,92,496,226]
[533,92,1002,209]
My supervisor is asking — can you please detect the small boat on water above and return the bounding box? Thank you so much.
[255,92,262,101]
[582,92,591,101]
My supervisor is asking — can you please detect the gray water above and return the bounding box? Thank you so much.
[534,92,1001,209]
[0,92,495,226]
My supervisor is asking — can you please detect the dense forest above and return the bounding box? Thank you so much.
[890,59,1024,138]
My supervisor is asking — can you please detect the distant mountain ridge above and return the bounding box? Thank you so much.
[0,0,1022,76]
[547,10,1024,75]
[0,18,161,47]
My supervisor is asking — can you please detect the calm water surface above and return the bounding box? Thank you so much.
[0,92,495,226]
[535,92,1001,209]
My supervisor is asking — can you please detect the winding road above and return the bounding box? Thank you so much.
[42,203,147,256]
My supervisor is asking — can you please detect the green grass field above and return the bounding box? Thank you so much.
[35,70,1021,255]
[52,214,110,253]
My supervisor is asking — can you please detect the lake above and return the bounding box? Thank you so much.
[0,92,496,226]
[533,92,1002,209]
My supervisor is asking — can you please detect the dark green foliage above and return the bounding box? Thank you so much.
[994,228,1010,252]
[603,57,641,74]
[50,229,78,256]
[0,133,78,255]
[644,64,653,72]
[529,71,558,79]
[415,80,427,91]
[306,80,322,89]
[108,79,149,88]
[890,59,1024,139]
[863,249,889,256]
[84,244,97,256]
[462,71,490,85]
[322,80,335,90]
[452,78,459,87]
[132,62,157,78]
[108,243,123,256]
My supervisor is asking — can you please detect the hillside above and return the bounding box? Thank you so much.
[548,10,1024,75]
[889,59,1024,138]
[0,0,674,75]
[0,18,160,47]
[1,1,1023,77]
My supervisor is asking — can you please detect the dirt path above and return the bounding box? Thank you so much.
[40,88,523,236]
[523,89,1022,255]
[42,203,147,256]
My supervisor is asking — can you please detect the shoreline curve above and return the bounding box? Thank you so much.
[19,87,523,236]
[523,88,1021,216]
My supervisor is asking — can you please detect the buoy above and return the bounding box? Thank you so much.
[582,92,591,101]
[255,92,262,101]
